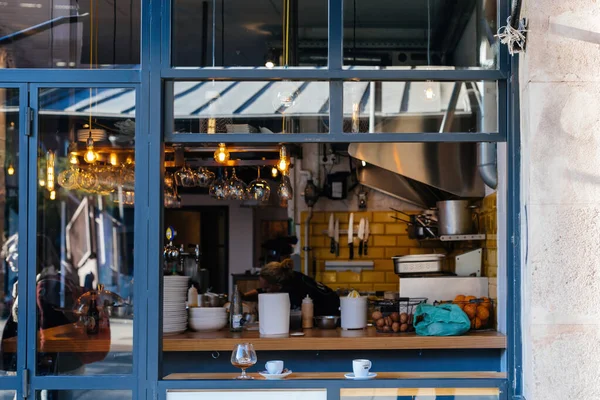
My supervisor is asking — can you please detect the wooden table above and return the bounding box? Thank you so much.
[162,327,506,352]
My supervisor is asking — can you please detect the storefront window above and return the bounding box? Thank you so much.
[172,0,328,67]
[36,390,132,400]
[343,80,497,133]
[0,1,140,69]
[35,87,135,375]
[343,0,498,69]
[0,88,19,377]
[340,387,501,399]
[171,81,329,134]
[0,391,15,400]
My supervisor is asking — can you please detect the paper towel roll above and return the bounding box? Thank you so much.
[258,293,290,336]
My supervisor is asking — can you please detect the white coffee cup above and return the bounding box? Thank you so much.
[352,359,372,377]
[265,360,284,375]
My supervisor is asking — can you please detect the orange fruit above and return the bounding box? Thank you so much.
[480,297,492,310]
[454,295,466,303]
[463,303,477,319]
[465,295,476,302]
[476,305,490,320]
[474,317,483,330]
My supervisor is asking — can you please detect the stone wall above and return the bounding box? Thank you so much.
[520,1,600,398]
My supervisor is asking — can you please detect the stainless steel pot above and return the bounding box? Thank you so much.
[436,200,475,235]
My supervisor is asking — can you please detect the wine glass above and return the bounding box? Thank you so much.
[227,168,247,200]
[230,343,257,380]
[246,168,270,203]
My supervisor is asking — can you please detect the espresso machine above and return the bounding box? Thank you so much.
[163,227,209,293]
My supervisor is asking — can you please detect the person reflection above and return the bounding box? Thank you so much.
[1,235,110,400]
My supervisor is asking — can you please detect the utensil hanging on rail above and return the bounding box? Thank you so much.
[348,213,355,260]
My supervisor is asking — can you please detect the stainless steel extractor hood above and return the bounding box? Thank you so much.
[349,143,485,208]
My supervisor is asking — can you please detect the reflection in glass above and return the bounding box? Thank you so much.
[173,81,329,134]
[36,390,132,400]
[0,1,140,69]
[343,0,497,69]
[0,88,19,377]
[35,88,135,376]
[172,0,328,67]
[343,81,498,133]
[0,391,15,400]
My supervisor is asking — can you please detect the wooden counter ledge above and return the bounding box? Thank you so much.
[162,327,506,352]
[164,371,508,380]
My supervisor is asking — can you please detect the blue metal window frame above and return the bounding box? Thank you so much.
[0,0,523,398]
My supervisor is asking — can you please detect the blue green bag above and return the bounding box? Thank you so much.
[413,303,470,336]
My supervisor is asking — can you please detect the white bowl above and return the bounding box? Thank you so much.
[189,317,227,332]
[188,307,227,315]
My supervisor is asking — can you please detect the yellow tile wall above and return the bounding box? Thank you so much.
[479,193,498,301]
[301,211,445,292]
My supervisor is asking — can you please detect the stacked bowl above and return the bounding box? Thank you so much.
[163,275,189,335]
[188,307,228,332]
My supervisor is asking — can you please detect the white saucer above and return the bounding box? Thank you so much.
[259,370,293,380]
[344,372,377,380]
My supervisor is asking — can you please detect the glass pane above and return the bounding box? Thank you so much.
[340,388,500,399]
[0,391,15,400]
[0,88,19,376]
[343,0,497,69]
[173,81,329,134]
[172,0,328,67]
[35,87,135,375]
[343,81,497,133]
[0,1,140,68]
[36,390,132,400]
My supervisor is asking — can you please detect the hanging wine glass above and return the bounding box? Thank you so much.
[209,169,229,200]
[58,166,79,190]
[277,172,294,202]
[247,167,270,203]
[76,167,99,193]
[175,164,196,187]
[195,167,215,188]
[227,168,247,200]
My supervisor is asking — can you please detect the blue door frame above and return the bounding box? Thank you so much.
[0,0,523,398]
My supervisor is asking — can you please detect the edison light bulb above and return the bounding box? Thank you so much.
[69,153,79,164]
[84,136,97,163]
[424,85,435,101]
[7,164,14,176]
[46,151,55,191]
[39,179,46,187]
[278,158,289,173]
[271,167,278,178]
[213,143,230,164]
[277,145,290,173]
[265,61,275,69]
[50,190,56,200]
[110,153,118,166]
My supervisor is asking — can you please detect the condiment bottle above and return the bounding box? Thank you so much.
[302,295,314,329]
[188,286,198,307]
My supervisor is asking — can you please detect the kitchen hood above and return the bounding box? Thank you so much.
[348,143,485,208]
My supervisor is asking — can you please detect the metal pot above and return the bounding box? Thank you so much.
[313,316,339,329]
[436,200,475,235]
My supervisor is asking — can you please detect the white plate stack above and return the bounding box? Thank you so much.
[163,275,189,335]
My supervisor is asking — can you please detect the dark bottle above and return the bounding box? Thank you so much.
[87,291,100,335]
[229,284,243,332]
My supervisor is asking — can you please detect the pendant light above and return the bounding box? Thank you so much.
[84,132,98,163]
[423,0,436,101]
[214,143,230,164]
[46,150,55,191]
[277,145,290,173]
[7,162,14,176]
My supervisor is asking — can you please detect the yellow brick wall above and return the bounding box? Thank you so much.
[479,193,498,301]
[301,211,445,292]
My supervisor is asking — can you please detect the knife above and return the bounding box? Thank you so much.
[357,218,366,257]
[328,214,335,254]
[334,218,340,257]
[348,213,355,260]
[363,219,370,256]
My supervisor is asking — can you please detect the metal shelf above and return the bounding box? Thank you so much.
[438,234,486,242]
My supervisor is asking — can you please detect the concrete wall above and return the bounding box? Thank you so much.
[520,1,600,398]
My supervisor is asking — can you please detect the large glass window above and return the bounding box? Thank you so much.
[172,81,329,134]
[172,0,328,67]
[343,0,498,69]
[36,390,132,400]
[343,80,498,133]
[0,1,140,68]
[0,88,19,377]
[35,87,135,375]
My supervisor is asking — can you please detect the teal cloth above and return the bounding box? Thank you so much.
[414,303,471,336]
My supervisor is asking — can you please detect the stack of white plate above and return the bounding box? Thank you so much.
[163,276,189,335]
[188,307,228,332]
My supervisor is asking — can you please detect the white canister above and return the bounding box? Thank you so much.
[258,293,291,336]
[340,296,368,330]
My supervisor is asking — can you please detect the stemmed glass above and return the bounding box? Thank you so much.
[246,168,271,203]
[230,343,257,380]
[227,168,247,200]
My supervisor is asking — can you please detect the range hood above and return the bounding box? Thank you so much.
[348,143,485,208]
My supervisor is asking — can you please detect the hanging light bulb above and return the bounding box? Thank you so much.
[361,160,367,167]
[424,81,436,101]
[46,150,55,191]
[84,133,97,163]
[109,153,118,166]
[271,167,278,178]
[7,163,14,176]
[67,142,79,165]
[214,143,230,164]
[50,190,56,200]
[39,162,46,187]
[277,145,290,173]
